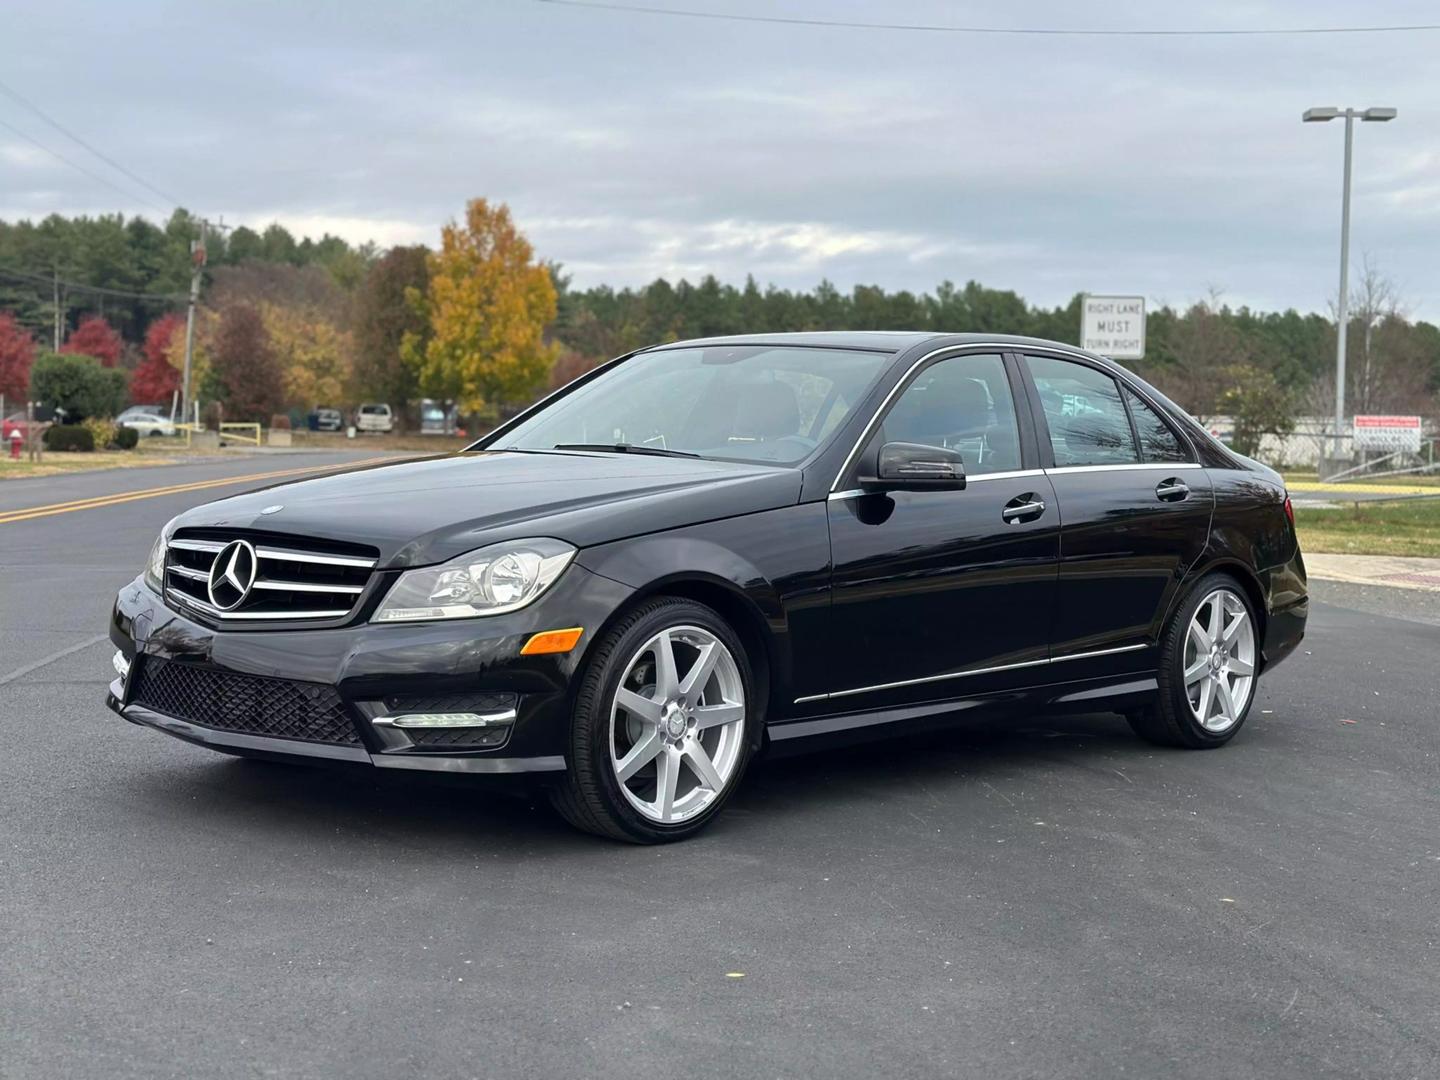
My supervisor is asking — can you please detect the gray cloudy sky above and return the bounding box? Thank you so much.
[2,1,1437,317]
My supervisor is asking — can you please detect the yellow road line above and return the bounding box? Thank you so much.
[1288,481,1439,495]
[0,456,396,526]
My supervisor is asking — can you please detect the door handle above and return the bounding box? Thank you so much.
[1155,478,1190,502]
[1002,493,1046,523]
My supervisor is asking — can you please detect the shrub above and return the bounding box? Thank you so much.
[112,425,139,450]
[271,413,291,431]
[29,352,128,422]
[82,417,117,450]
[43,424,95,452]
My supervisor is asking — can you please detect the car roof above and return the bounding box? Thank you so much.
[638,330,1116,362]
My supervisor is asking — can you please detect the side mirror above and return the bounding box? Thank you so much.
[860,442,967,492]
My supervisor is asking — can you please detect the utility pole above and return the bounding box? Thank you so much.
[179,215,230,423]
[1302,105,1397,472]
[179,220,206,424]
[52,268,61,352]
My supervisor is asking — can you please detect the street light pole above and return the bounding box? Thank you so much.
[1303,105,1397,469]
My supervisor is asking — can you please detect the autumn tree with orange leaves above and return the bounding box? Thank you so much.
[404,199,557,416]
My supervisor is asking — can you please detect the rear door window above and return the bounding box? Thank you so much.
[1026,355,1139,467]
[1124,388,1191,463]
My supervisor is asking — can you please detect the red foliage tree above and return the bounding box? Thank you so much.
[131,312,184,404]
[0,312,37,405]
[211,304,284,422]
[60,315,124,367]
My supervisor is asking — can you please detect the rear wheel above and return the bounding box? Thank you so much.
[550,597,756,843]
[1128,574,1259,748]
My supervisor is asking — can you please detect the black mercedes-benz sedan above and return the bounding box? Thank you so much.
[108,333,1308,842]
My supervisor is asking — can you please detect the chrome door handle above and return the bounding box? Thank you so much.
[1156,479,1190,502]
[1002,496,1046,523]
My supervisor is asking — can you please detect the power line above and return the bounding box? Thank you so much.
[0,265,187,304]
[0,116,171,216]
[0,78,182,210]
[531,0,1440,37]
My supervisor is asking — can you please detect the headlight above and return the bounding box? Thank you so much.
[372,538,575,623]
[144,533,167,591]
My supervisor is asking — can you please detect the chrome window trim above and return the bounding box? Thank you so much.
[970,468,1047,483]
[825,468,1048,503]
[1045,462,1202,476]
[794,642,1149,704]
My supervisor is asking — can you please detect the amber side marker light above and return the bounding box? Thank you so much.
[520,627,585,656]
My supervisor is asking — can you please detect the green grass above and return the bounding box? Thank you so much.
[1294,497,1440,558]
[0,451,179,480]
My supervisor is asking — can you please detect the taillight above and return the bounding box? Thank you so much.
[1283,494,1295,526]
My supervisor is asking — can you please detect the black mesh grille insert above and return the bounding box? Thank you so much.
[131,658,361,746]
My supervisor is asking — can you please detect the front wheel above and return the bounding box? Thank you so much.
[1128,574,1260,748]
[550,597,757,843]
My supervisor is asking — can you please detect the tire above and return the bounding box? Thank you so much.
[550,596,758,843]
[1127,573,1261,749]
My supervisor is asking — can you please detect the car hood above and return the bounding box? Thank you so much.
[172,451,803,567]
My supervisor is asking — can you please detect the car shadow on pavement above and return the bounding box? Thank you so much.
[121,709,1207,852]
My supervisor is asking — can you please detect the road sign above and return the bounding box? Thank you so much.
[1352,415,1422,453]
[1081,295,1146,360]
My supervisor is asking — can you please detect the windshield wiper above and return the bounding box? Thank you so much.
[551,443,702,459]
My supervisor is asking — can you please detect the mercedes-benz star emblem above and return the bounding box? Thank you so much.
[207,539,258,611]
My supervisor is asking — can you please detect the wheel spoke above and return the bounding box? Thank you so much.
[1196,674,1214,722]
[684,739,725,791]
[693,702,743,730]
[1215,676,1238,727]
[679,641,718,699]
[1221,610,1246,645]
[615,687,663,724]
[653,746,680,821]
[1207,595,1224,643]
[651,631,680,700]
[1183,655,1209,685]
[1228,656,1254,677]
[1188,620,1212,655]
[615,729,664,782]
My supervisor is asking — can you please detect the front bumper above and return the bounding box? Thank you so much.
[107,564,634,776]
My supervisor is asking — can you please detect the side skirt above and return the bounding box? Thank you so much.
[762,673,1158,757]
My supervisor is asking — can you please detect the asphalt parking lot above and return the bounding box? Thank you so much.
[2,453,1437,1079]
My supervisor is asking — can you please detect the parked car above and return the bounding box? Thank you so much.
[108,333,1307,842]
[354,403,394,433]
[116,405,176,438]
[419,399,458,436]
[3,412,43,441]
[310,407,344,432]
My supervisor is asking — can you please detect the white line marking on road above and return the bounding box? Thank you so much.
[0,633,109,686]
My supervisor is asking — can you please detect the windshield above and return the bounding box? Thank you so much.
[491,345,892,465]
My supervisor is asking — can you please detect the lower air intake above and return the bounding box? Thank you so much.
[131,657,361,746]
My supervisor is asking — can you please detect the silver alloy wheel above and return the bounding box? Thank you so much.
[609,625,746,824]
[1183,588,1257,733]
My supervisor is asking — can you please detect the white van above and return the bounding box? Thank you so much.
[355,403,394,433]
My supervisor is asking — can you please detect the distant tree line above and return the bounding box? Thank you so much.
[2,207,1437,453]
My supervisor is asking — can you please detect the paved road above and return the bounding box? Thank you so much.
[2,456,1438,1079]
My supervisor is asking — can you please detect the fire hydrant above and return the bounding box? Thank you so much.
[8,428,22,460]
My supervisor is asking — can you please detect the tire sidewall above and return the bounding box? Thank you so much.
[576,599,757,841]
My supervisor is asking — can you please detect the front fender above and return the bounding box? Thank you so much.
[574,503,833,717]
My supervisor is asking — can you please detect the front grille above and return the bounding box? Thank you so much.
[164,529,378,625]
[131,657,361,745]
